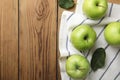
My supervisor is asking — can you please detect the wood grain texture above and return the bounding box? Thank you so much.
[19,0,57,80]
[109,0,120,4]
[0,0,120,80]
[0,0,18,80]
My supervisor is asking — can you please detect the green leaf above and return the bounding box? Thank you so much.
[58,0,75,9]
[91,48,106,71]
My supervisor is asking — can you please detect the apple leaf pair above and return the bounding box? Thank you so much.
[91,48,106,71]
[58,0,74,9]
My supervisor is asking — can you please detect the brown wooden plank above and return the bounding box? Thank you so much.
[0,0,18,80]
[57,0,120,79]
[109,0,120,4]
[19,0,57,80]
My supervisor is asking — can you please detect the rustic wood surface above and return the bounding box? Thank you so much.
[0,0,18,80]
[0,0,120,80]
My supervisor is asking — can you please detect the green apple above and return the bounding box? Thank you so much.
[104,22,120,45]
[66,54,90,79]
[70,25,96,51]
[82,0,108,20]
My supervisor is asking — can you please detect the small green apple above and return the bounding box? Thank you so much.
[82,0,108,20]
[70,25,96,51]
[104,22,120,45]
[66,54,90,79]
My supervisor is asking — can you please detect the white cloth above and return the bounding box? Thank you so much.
[59,0,120,80]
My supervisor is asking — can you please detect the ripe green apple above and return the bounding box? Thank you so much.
[70,25,96,51]
[104,22,120,45]
[66,54,90,79]
[82,0,108,20]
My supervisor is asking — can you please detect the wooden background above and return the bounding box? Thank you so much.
[0,0,120,80]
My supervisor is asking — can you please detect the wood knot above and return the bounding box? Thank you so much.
[35,1,50,20]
